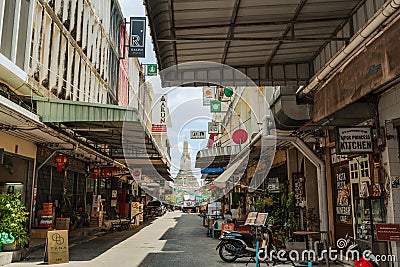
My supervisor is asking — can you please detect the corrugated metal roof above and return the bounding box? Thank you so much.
[144,0,365,86]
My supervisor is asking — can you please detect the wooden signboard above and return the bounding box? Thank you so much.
[46,230,69,264]
[376,224,400,241]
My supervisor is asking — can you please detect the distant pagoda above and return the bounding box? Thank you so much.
[174,139,199,192]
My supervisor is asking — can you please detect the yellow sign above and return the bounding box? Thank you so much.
[46,230,69,264]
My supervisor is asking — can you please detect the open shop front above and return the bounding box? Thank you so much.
[333,127,388,261]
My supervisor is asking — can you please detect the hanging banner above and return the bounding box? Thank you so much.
[152,94,168,133]
[129,17,146,57]
[336,127,373,154]
[203,87,215,105]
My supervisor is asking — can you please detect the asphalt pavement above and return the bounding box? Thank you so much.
[7,211,345,267]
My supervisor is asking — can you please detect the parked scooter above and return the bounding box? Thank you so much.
[216,225,275,263]
[344,234,379,267]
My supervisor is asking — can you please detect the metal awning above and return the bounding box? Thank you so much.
[214,155,247,188]
[144,0,364,86]
[33,97,173,181]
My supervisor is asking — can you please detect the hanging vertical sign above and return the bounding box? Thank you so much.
[129,17,146,57]
[152,95,167,133]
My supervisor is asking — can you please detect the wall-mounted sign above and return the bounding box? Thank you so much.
[232,129,248,144]
[376,224,400,241]
[336,127,373,154]
[190,130,206,139]
[210,100,221,112]
[152,124,167,133]
[267,177,280,193]
[203,87,215,105]
[129,17,146,57]
[335,170,352,224]
[208,122,220,134]
[146,64,157,76]
[133,168,142,182]
[201,167,224,175]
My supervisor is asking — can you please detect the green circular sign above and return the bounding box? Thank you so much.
[224,87,234,97]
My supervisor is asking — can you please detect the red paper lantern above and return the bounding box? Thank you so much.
[54,154,67,172]
[92,167,101,179]
[210,184,217,190]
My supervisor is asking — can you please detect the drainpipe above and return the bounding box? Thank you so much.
[298,0,400,97]
[266,135,328,233]
[30,149,72,228]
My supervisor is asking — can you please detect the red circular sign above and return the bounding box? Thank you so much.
[232,129,248,144]
[134,170,141,177]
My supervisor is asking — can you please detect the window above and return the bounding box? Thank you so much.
[0,0,16,58]
[16,0,30,69]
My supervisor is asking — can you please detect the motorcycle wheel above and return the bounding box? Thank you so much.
[218,243,239,262]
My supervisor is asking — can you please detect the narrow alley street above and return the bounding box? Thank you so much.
[7,212,347,267]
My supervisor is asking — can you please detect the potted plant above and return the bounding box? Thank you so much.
[0,193,29,250]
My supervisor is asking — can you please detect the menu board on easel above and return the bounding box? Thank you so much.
[244,212,258,225]
[254,213,268,226]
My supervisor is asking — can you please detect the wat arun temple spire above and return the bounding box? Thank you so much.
[174,139,199,192]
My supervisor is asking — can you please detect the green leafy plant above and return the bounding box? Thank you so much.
[0,193,29,246]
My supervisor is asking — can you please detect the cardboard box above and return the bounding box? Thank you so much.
[56,218,70,230]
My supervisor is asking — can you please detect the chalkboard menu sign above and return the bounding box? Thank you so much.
[336,171,352,224]
[293,173,305,207]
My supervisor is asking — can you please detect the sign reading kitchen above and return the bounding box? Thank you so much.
[336,127,373,154]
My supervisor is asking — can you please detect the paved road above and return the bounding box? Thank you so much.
[9,211,343,267]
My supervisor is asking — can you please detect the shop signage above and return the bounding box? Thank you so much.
[376,224,400,241]
[128,17,146,57]
[146,64,157,76]
[336,127,373,154]
[210,100,221,112]
[152,124,167,133]
[203,87,215,105]
[335,171,352,224]
[190,130,206,139]
[152,95,168,133]
[46,230,69,264]
[267,177,280,193]
[208,122,220,134]
[201,167,224,175]
[132,168,142,182]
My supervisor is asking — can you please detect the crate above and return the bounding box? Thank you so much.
[56,218,70,230]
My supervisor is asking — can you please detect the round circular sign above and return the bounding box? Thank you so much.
[134,170,141,177]
[224,87,234,97]
[232,129,248,144]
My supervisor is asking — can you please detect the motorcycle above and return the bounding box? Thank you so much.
[216,225,275,263]
[344,234,379,267]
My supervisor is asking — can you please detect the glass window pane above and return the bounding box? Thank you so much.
[16,0,30,69]
[1,0,16,59]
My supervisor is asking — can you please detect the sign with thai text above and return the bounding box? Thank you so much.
[336,127,373,154]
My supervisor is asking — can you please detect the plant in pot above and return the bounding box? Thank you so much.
[0,193,30,250]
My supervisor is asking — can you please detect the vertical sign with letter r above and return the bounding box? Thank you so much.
[129,17,146,57]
